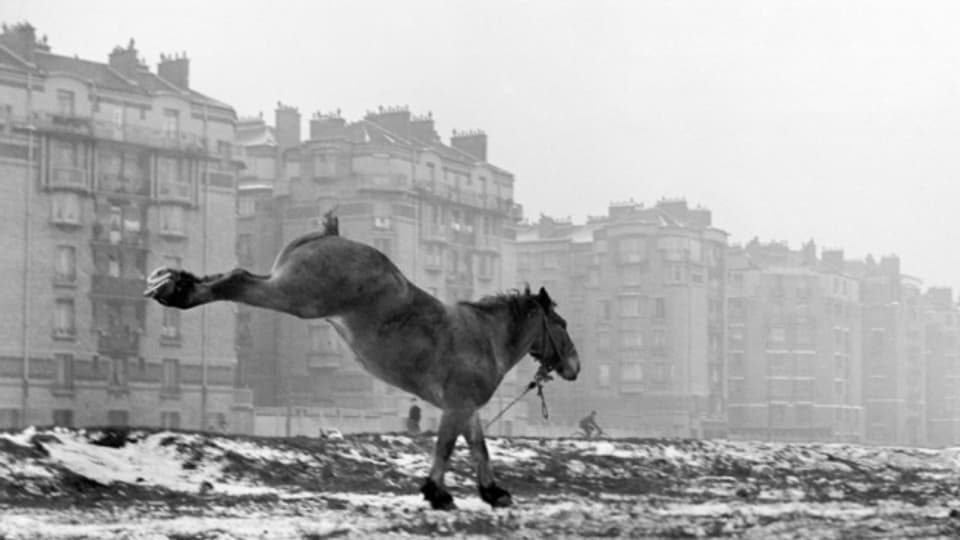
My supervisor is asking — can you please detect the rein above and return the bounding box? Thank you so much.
[483,309,563,432]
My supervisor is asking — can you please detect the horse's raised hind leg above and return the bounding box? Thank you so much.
[420,408,471,510]
[465,412,512,508]
[144,267,296,315]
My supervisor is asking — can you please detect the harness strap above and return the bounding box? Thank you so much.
[483,310,559,432]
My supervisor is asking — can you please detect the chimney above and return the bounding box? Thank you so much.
[801,239,817,266]
[411,112,438,142]
[158,52,190,88]
[309,110,346,139]
[450,129,487,161]
[109,38,142,76]
[0,22,41,62]
[365,105,411,138]
[275,102,301,149]
[821,249,845,271]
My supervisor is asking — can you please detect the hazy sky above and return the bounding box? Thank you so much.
[8,1,960,291]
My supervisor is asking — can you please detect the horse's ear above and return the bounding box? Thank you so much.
[537,286,552,308]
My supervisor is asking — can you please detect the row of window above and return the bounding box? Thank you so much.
[50,353,181,390]
[51,297,181,342]
[51,192,187,234]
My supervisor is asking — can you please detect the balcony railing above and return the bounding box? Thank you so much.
[474,235,499,252]
[30,113,94,136]
[98,173,150,196]
[157,179,194,204]
[91,275,147,298]
[97,328,140,355]
[92,224,147,248]
[356,174,409,191]
[92,120,207,154]
[49,166,89,191]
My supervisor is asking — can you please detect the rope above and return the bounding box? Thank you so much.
[484,366,553,432]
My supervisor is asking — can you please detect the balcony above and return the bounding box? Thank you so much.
[620,381,645,394]
[48,166,89,192]
[422,223,450,244]
[157,179,194,205]
[31,113,94,137]
[355,174,410,192]
[474,235,500,253]
[98,173,150,197]
[92,120,207,155]
[91,275,147,298]
[91,224,148,249]
[97,327,140,356]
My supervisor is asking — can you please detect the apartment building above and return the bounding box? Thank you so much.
[517,199,728,437]
[235,105,523,432]
[923,287,960,447]
[0,23,246,430]
[726,241,864,442]
[846,255,926,445]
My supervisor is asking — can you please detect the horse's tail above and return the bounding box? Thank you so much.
[322,209,339,236]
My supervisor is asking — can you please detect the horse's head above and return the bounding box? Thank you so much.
[527,286,580,381]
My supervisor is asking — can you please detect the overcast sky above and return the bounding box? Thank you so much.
[8,0,960,291]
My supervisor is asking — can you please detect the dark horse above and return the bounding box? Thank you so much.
[143,212,580,510]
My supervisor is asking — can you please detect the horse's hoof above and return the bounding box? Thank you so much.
[143,267,192,307]
[479,483,513,508]
[420,478,457,511]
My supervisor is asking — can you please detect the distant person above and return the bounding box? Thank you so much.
[406,399,422,434]
[579,410,603,439]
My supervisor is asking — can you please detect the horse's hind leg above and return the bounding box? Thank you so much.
[420,408,471,510]
[465,412,512,508]
[144,267,296,315]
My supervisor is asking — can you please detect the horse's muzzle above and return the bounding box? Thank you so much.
[557,354,580,381]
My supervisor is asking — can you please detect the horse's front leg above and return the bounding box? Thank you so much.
[465,412,512,508]
[420,408,471,510]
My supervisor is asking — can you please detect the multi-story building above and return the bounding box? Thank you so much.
[517,199,728,437]
[0,23,245,431]
[850,255,926,445]
[235,105,523,432]
[726,241,863,442]
[923,287,960,447]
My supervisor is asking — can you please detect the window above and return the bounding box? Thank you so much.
[54,245,76,284]
[729,352,744,374]
[163,108,180,138]
[162,308,181,339]
[600,300,612,320]
[54,353,74,390]
[728,378,745,399]
[767,325,786,344]
[794,379,814,401]
[237,196,256,216]
[52,409,74,427]
[597,365,611,388]
[651,362,672,383]
[652,329,666,351]
[107,410,129,427]
[51,193,82,225]
[796,320,813,345]
[621,361,644,382]
[619,296,641,317]
[770,404,787,425]
[160,205,185,236]
[57,90,75,116]
[162,358,180,391]
[236,234,254,266]
[109,357,128,387]
[620,331,643,350]
[542,252,560,269]
[654,297,666,319]
[373,216,392,230]
[54,299,75,338]
[161,411,181,429]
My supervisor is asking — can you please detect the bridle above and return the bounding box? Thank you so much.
[484,308,565,431]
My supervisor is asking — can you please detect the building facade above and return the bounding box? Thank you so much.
[235,105,523,433]
[517,199,728,437]
[726,241,864,442]
[0,23,246,431]
[923,287,960,447]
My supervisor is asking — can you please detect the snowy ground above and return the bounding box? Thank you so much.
[2,427,960,538]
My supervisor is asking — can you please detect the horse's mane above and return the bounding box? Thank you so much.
[460,286,537,318]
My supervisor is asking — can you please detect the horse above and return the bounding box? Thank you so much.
[143,211,580,510]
